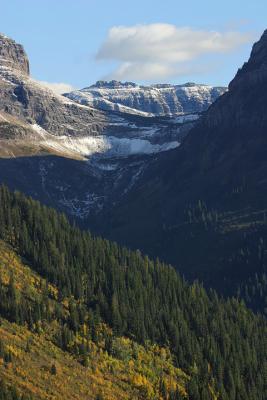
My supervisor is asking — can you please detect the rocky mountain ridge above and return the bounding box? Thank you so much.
[65,80,226,117]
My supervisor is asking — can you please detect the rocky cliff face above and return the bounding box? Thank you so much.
[65,81,226,117]
[0,34,29,75]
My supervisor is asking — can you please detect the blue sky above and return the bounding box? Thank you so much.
[1,0,266,91]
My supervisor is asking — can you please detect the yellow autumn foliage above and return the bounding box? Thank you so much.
[0,240,190,399]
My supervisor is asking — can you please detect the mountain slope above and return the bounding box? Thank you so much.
[0,240,188,400]
[94,30,267,306]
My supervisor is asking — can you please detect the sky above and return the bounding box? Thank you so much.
[1,0,266,92]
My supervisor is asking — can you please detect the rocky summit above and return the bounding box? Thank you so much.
[0,33,29,75]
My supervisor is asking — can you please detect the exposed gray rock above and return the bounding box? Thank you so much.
[0,33,29,75]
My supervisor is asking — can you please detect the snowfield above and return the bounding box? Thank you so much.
[42,135,179,158]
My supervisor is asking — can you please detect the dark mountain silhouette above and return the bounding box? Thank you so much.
[95,30,267,309]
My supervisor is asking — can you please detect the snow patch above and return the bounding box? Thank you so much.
[171,114,200,123]
[0,113,9,123]
[41,135,179,158]
[59,192,104,218]
[31,123,49,138]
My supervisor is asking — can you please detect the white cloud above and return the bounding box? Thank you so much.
[110,62,175,81]
[38,81,75,94]
[108,62,199,81]
[96,24,253,81]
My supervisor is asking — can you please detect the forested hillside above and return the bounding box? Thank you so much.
[0,239,188,399]
[0,185,266,399]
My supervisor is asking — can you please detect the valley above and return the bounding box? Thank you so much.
[0,21,267,400]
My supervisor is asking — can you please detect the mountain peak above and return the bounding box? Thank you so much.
[201,29,267,129]
[251,29,267,58]
[229,29,267,90]
[0,33,29,75]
